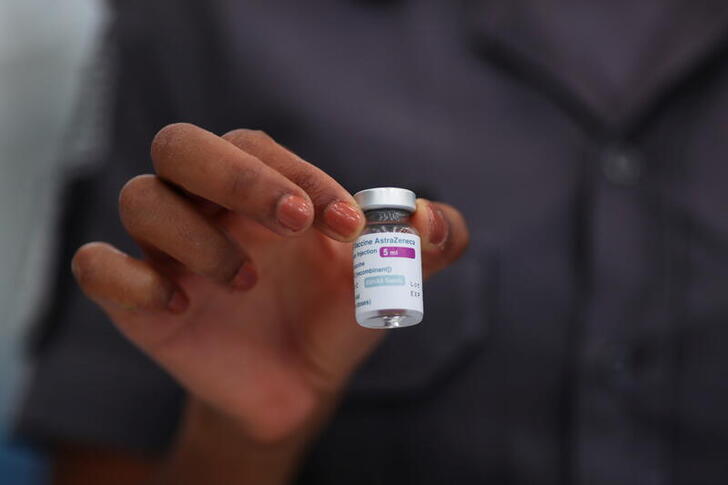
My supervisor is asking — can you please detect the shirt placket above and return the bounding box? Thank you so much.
[573,142,675,485]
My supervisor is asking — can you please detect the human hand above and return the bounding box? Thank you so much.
[71,123,470,448]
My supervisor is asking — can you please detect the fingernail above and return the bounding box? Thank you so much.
[231,261,257,290]
[167,291,189,313]
[323,201,363,239]
[428,204,448,246]
[277,194,312,232]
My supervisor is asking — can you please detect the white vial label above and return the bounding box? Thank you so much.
[353,232,423,323]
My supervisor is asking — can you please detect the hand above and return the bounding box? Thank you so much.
[71,123,470,447]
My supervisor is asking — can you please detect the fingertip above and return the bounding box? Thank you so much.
[414,199,449,250]
[72,242,115,285]
[276,194,315,234]
[70,248,83,281]
[321,200,365,241]
[151,122,197,164]
[415,200,471,279]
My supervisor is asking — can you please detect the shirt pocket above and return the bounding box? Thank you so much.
[345,247,496,398]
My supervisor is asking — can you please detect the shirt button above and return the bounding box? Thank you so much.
[601,146,643,185]
[610,343,648,391]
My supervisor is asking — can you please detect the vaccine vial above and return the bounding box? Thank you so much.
[352,187,423,328]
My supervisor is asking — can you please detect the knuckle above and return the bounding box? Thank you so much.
[223,128,272,147]
[134,270,171,309]
[285,164,332,203]
[227,163,263,201]
[293,171,326,199]
[151,122,195,169]
[195,243,241,283]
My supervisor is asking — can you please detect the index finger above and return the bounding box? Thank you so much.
[151,123,315,237]
[223,129,365,241]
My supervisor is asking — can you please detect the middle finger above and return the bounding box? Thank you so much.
[151,123,314,236]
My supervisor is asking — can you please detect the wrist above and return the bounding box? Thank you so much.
[155,396,335,485]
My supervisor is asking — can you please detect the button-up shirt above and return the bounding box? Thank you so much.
[17,1,728,483]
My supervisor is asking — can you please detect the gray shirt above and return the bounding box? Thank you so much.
[16,1,728,483]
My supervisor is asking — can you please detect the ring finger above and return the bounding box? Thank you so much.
[119,174,256,289]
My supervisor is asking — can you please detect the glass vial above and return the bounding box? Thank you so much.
[352,187,423,328]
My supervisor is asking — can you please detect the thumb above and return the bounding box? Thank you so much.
[411,199,470,278]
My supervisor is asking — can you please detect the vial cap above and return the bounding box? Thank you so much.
[354,187,417,212]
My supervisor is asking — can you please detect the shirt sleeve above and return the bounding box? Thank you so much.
[13,143,186,454]
[12,4,191,454]
[14,0,279,454]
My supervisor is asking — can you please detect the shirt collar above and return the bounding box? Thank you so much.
[465,0,728,133]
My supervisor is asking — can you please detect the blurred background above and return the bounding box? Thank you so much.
[0,0,105,482]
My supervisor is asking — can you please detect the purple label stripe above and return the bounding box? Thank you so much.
[380,246,416,259]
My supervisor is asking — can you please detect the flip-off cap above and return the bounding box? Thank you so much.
[354,187,417,212]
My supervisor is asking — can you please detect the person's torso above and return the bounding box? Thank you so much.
[126,1,728,482]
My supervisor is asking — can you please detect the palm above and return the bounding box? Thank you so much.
[111,213,383,441]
